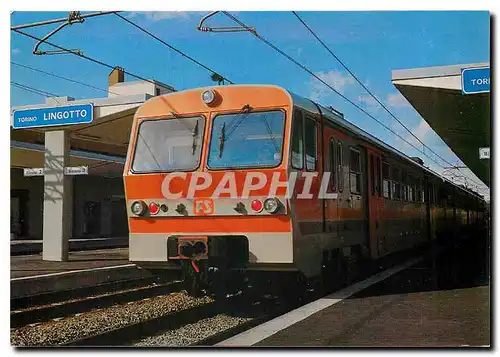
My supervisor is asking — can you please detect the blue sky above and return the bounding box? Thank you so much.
[10,11,490,195]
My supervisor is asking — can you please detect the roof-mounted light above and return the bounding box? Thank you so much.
[202,89,217,105]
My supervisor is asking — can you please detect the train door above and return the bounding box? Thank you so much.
[324,135,338,234]
[367,151,383,258]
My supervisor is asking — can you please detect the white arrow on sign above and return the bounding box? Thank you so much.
[23,168,44,177]
[64,166,89,175]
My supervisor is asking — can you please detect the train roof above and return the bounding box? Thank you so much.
[287,90,484,201]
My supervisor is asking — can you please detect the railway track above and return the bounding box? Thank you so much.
[12,245,435,347]
[11,279,183,328]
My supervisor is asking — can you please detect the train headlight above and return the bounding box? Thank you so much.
[131,201,147,216]
[202,90,216,105]
[264,198,280,213]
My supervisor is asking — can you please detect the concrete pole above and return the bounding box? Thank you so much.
[42,130,73,261]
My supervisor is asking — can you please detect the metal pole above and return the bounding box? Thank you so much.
[11,11,119,30]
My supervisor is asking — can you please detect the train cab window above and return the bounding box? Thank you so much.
[329,138,336,190]
[382,162,391,198]
[337,142,344,192]
[304,117,317,171]
[349,148,361,194]
[132,116,205,173]
[291,109,304,169]
[376,157,381,197]
[391,167,401,200]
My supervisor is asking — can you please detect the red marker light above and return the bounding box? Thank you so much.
[149,202,160,215]
[251,199,263,212]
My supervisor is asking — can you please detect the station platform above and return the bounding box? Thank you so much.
[221,237,490,347]
[10,237,128,256]
[11,248,152,299]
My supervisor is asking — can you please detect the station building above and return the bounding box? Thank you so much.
[10,68,174,242]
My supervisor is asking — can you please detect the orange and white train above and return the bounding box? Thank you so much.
[123,85,485,295]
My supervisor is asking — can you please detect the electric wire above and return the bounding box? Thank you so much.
[11,81,60,98]
[221,11,486,191]
[12,28,161,87]
[11,61,120,96]
[291,11,484,189]
[114,12,234,85]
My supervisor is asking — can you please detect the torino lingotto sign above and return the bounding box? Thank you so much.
[159,171,343,200]
[12,103,93,129]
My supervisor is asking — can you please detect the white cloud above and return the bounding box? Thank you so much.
[309,70,355,102]
[127,11,192,21]
[387,92,409,108]
[11,48,20,55]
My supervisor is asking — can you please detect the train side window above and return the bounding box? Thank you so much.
[420,179,425,203]
[382,162,391,198]
[429,183,434,205]
[304,117,317,171]
[329,138,336,190]
[337,142,344,192]
[370,154,375,196]
[391,167,401,200]
[408,175,415,202]
[291,109,304,170]
[349,148,361,194]
[402,171,408,201]
[376,157,381,197]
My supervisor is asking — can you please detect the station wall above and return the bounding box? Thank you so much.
[10,168,128,240]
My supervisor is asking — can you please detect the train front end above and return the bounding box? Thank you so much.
[123,85,295,294]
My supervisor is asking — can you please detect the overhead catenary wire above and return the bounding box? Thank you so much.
[291,11,484,189]
[113,12,234,85]
[11,81,60,98]
[12,28,162,88]
[11,61,120,96]
[220,11,486,191]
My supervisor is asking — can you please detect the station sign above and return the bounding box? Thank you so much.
[64,166,89,175]
[462,67,490,95]
[23,168,44,177]
[13,103,93,129]
[479,147,490,160]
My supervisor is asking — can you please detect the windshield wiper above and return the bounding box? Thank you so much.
[191,120,199,155]
[218,122,226,158]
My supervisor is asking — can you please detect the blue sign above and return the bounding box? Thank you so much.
[462,67,490,95]
[13,103,93,129]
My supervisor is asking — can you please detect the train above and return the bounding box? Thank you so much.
[123,85,486,296]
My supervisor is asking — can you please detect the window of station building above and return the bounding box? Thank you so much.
[391,167,401,200]
[349,147,362,194]
[382,162,391,199]
[304,117,317,171]
[291,109,304,170]
[328,138,336,191]
[337,142,344,192]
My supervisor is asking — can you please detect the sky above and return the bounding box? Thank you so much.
[10,11,491,198]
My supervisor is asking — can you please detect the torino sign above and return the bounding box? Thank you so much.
[12,103,94,129]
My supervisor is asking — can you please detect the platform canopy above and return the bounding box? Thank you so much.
[392,63,490,188]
